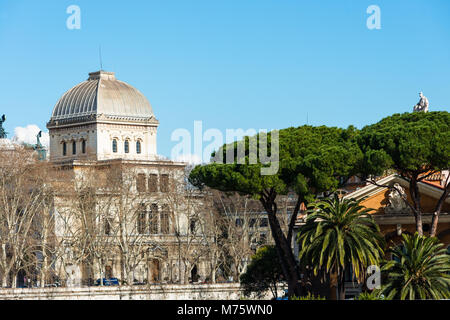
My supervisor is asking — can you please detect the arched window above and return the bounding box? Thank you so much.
[72,141,76,155]
[82,140,86,154]
[150,204,159,234]
[190,219,197,235]
[104,218,111,236]
[62,142,67,156]
[148,174,158,192]
[124,140,130,154]
[161,204,170,234]
[112,139,118,153]
[136,174,146,192]
[136,141,142,154]
[138,204,147,234]
[160,174,169,192]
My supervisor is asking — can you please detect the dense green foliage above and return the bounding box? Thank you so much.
[381,233,450,300]
[240,246,283,299]
[357,111,450,236]
[190,125,364,297]
[297,195,384,299]
[190,125,362,200]
[356,290,385,300]
[357,111,450,176]
[189,112,450,299]
[298,195,384,279]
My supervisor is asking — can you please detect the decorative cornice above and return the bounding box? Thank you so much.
[47,114,159,129]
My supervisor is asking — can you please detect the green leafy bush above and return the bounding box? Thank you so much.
[290,293,326,300]
[357,290,385,300]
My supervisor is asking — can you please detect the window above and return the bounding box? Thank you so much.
[124,140,130,153]
[104,218,111,235]
[235,218,243,227]
[259,232,267,244]
[82,140,86,154]
[148,174,158,192]
[138,205,147,234]
[112,139,118,153]
[136,141,142,154]
[260,218,268,227]
[161,205,170,234]
[190,219,197,234]
[149,204,159,234]
[72,141,76,155]
[150,259,160,282]
[160,174,169,193]
[249,218,256,228]
[62,142,67,156]
[136,174,146,193]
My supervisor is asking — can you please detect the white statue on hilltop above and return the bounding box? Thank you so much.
[413,92,429,113]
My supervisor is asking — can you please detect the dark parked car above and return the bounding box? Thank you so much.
[95,278,120,286]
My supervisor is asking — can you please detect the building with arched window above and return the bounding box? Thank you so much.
[47,71,158,161]
[45,70,209,287]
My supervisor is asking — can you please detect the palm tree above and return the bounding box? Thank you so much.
[297,194,384,300]
[381,233,450,300]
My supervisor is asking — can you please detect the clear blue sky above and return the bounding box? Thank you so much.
[1,0,449,158]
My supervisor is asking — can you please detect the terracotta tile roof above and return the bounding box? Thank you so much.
[422,179,444,190]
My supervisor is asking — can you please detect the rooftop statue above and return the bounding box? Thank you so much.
[0,115,7,139]
[36,130,43,148]
[385,183,411,214]
[413,92,429,113]
[34,131,47,161]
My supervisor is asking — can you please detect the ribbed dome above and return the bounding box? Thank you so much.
[50,71,153,121]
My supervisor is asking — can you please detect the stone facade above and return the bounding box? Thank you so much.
[0,283,278,300]
[44,71,211,288]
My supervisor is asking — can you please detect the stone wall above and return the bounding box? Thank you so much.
[0,283,278,300]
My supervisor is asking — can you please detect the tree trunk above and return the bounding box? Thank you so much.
[409,177,423,236]
[329,272,337,300]
[99,263,104,286]
[120,252,126,285]
[430,180,450,237]
[260,190,301,297]
[211,267,216,284]
[415,211,423,237]
[2,274,7,287]
[41,250,49,288]
[41,219,49,288]
[12,274,17,289]
[287,196,305,244]
[336,271,345,301]
[1,244,9,287]
[127,271,134,286]
[40,267,46,288]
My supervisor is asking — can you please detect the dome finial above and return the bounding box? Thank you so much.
[88,70,115,80]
